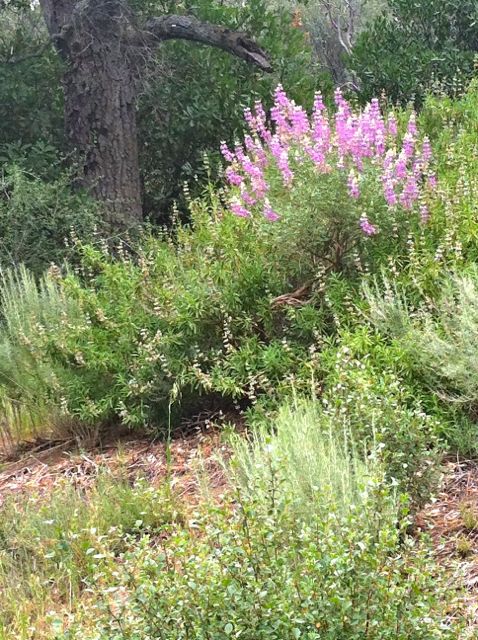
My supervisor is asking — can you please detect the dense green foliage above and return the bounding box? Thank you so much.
[350,0,478,105]
[0,7,63,150]
[139,0,319,215]
[3,3,478,638]
[0,165,100,273]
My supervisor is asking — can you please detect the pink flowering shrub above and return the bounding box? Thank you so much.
[221,86,436,242]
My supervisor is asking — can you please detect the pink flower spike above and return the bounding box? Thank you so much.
[370,98,381,120]
[274,84,290,109]
[407,112,418,136]
[240,187,257,207]
[421,137,432,164]
[313,91,325,113]
[230,199,251,218]
[263,201,280,222]
[387,114,398,137]
[220,142,235,163]
[428,173,437,189]
[347,170,360,199]
[402,132,415,158]
[225,167,243,186]
[383,176,398,206]
[359,215,377,236]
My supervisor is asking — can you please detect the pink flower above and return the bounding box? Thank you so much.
[360,216,377,236]
[407,112,418,136]
[387,114,398,137]
[395,151,408,179]
[225,166,243,186]
[370,98,381,121]
[241,156,263,180]
[230,200,251,218]
[263,201,280,221]
[290,106,310,137]
[402,133,415,158]
[428,173,437,188]
[220,142,234,163]
[400,174,419,209]
[383,175,398,206]
[240,187,257,207]
[421,137,432,164]
[274,84,290,109]
[270,136,293,185]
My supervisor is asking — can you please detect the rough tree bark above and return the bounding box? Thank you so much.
[38,0,271,230]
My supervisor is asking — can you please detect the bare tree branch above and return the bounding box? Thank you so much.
[143,14,272,72]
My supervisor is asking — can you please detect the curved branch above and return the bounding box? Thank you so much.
[143,14,272,72]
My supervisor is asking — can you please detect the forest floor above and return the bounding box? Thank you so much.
[417,459,478,635]
[0,424,230,509]
[1,430,478,634]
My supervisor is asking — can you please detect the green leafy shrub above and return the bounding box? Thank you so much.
[0,84,451,439]
[2,85,474,443]
[318,331,443,506]
[0,166,100,273]
[349,0,478,106]
[0,190,329,436]
[62,460,455,640]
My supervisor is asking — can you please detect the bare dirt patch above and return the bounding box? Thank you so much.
[0,417,237,508]
[416,459,478,633]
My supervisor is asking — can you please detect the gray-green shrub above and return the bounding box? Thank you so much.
[230,397,376,520]
[368,269,478,412]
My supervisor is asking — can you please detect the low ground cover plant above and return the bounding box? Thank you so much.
[0,472,178,639]
[59,411,456,640]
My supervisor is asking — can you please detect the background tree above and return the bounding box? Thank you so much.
[350,0,478,106]
[263,0,384,86]
[30,0,271,229]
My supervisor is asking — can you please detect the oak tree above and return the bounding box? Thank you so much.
[36,0,271,228]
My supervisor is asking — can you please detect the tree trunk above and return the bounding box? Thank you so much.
[63,29,142,228]
[40,0,143,229]
[38,0,271,231]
